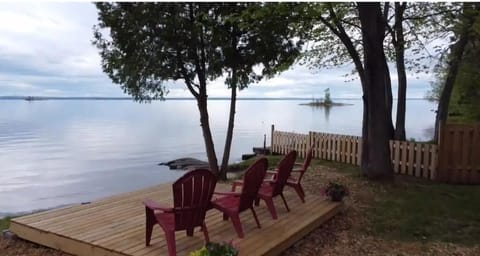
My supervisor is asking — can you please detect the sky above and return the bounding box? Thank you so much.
[0,2,436,99]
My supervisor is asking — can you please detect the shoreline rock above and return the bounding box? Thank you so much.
[159,157,209,170]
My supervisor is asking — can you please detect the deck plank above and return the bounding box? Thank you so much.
[11,183,342,256]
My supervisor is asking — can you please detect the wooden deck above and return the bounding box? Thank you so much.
[10,183,343,256]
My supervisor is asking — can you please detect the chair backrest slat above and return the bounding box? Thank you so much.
[172,169,217,231]
[272,150,297,196]
[238,158,268,212]
[299,148,313,181]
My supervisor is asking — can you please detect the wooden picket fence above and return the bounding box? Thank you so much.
[270,125,438,180]
[310,132,362,166]
[437,123,480,184]
[389,140,438,180]
[271,130,310,158]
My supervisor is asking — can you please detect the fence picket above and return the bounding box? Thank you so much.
[408,142,415,176]
[415,144,422,177]
[430,144,438,180]
[393,141,400,173]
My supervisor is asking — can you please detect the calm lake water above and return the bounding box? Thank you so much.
[0,99,436,216]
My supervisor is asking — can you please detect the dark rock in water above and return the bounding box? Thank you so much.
[2,230,18,240]
[253,147,271,155]
[160,158,209,170]
[242,153,256,160]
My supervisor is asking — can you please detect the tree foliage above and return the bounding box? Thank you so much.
[433,3,480,142]
[93,2,304,178]
[428,3,480,125]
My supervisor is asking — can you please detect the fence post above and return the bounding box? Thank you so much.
[270,124,275,155]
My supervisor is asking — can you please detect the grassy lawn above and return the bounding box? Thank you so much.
[321,160,480,246]
[368,180,480,245]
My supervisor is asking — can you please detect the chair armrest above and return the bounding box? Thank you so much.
[143,199,173,212]
[266,170,278,180]
[262,178,276,184]
[214,191,241,197]
[232,180,243,186]
[231,180,244,192]
[291,168,304,173]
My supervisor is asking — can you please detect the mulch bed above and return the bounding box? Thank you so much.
[2,165,479,256]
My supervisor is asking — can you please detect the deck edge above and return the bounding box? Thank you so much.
[10,220,128,256]
[263,201,344,256]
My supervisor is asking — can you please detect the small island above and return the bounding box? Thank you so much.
[24,96,47,101]
[300,88,351,107]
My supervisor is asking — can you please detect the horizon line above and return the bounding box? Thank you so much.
[0,96,429,100]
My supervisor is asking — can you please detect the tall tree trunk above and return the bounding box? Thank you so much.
[219,72,238,180]
[319,5,370,174]
[382,2,394,140]
[394,2,407,141]
[384,62,395,139]
[434,3,476,142]
[197,93,220,176]
[358,2,394,180]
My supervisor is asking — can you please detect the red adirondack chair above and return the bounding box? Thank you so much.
[210,157,268,238]
[255,150,297,219]
[143,169,217,256]
[267,148,313,203]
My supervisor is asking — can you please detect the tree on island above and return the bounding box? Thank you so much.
[93,3,303,179]
[323,88,332,105]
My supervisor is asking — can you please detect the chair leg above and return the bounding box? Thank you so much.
[250,207,261,228]
[255,197,260,206]
[264,197,278,219]
[145,207,156,246]
[230,214,244,238]
[202,222,210,243]
[186,228,194,237]
[299,184,306,200]
[293,184,305,203]
[280,193,290,212]
[223,212,229,221]
[165,231,177,256]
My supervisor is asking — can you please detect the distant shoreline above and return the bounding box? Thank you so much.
[0,96,428,101]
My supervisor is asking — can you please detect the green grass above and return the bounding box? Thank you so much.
[0,216,11,230]
[368,181,480,245]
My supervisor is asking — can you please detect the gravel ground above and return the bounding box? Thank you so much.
[2,164,479,256]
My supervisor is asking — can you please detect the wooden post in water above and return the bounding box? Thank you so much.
[263,134,266,150]
[271,124,275,155]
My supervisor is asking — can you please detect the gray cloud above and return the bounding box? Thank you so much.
[0,3,435,99]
